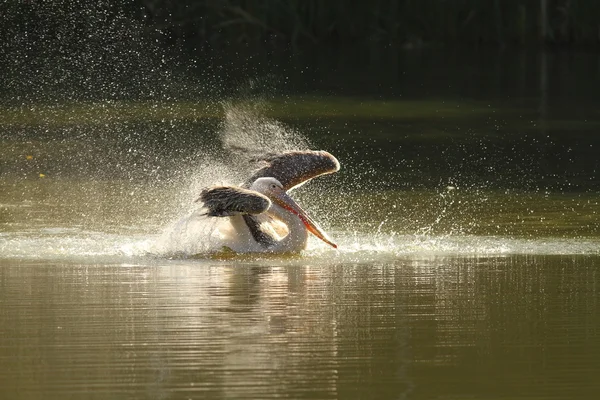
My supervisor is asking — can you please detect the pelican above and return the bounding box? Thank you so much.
[197,150,340,253]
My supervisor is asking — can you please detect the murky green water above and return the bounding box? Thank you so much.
[2,45,600,398]
[0,256,598,399]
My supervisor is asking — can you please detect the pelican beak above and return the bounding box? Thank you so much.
[273,193,338,249]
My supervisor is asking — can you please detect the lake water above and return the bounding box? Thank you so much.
[2,42,600,399]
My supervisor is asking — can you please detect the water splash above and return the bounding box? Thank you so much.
[1,1,211,104]
[0,1,336,260]
[2,3,599,263]
[152,102,319,256]
[2,228,599,262]
[220,101,310,158]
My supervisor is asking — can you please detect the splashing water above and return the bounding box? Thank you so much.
[2,99,600,262]
[150,102,319,256]
[2,4,599,263]
[3,227,600,263]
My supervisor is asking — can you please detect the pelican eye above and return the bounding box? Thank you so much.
[271,184,277,189]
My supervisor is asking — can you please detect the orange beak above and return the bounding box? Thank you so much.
[273,193,338,249]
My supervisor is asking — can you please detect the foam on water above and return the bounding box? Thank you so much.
[0,229,145,261]
[2,227,599,263]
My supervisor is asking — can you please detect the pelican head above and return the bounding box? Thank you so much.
[250,177,337,248]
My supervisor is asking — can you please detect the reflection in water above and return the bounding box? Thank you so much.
[1,256,598,399]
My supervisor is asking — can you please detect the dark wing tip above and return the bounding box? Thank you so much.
[198,186,271,217]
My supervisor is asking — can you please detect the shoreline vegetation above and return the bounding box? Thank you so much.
[119,0,600,48]
[2,1,600,49]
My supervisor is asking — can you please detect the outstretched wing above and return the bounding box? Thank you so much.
[244,150,340,191]
[197,186,271,217]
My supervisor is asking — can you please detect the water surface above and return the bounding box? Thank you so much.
[1,256,599,399]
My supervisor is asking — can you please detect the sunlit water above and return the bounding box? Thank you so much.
[1,256,599,399]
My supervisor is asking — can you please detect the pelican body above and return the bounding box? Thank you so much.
[198,150,339,253]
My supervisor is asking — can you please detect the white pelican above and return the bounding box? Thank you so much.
[197,150,340,253]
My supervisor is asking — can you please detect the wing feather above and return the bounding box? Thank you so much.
[244,150,340,190]
[198,186,271,217]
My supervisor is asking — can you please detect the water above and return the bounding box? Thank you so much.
[2,5,600,398]
[1,257,599,399]
[2,106,600,400]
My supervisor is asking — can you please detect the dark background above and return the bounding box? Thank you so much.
[2,0,599,101]
[3,0,599,50]
[1,1,599,193]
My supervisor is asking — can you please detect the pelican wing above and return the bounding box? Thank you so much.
[245,150,340,191]
[198,186,271,217]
